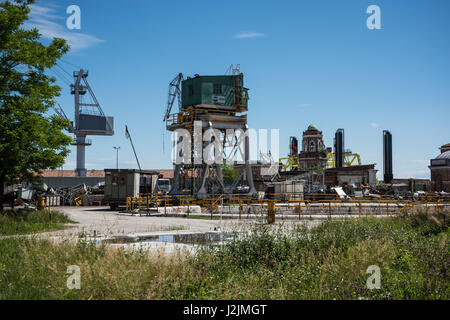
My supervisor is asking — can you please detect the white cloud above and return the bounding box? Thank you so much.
[300,103,313,108]
[370,122,379,129]
[234,32,265,39]
[24,3,105,51]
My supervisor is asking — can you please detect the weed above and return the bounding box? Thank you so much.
[0,209,75,236]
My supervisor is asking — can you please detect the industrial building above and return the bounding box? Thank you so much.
[430,143,450,192]
[279,125,378,191]
[390,178,431,193]
[41,169,174,188]
[325,165,377,188]
[44,67,386,202]
[41,170,105,189]
[8,66,447,210]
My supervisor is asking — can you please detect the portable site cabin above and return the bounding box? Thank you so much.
[104,169,160,210]
[272,180,305,201]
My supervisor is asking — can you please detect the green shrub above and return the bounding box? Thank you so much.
[0,209,74,235]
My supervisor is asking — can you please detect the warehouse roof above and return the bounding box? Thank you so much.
[41,169,175,179]
[41,170,105,177]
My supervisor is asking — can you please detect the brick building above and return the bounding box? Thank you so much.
[429,143,450,192]
[298,125,327,170]
[325,164,377,187]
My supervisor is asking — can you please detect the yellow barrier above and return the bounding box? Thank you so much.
[37,197,45,210]
[268,201,275,224]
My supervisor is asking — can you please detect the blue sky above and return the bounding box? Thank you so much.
[24,0,450,179]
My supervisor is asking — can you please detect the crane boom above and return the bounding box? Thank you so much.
[163,73,183,121]
[52,102,69,120]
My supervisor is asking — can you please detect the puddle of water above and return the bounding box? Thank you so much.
[101,232,235,246]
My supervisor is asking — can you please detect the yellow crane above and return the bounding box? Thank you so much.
[279,155,299,172]
[327,152,362,168]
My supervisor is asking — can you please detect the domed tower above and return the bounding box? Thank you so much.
[429,143,450,192]
[298,125,327,170]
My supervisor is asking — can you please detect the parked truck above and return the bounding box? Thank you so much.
[155,178,171,194]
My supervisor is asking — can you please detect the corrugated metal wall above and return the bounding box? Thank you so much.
[181,75,243,108]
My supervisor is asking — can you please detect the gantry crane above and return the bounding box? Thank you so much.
[51,69,114,176]
[163,66,255,198]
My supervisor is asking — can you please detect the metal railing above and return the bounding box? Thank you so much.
[124,193,450,220]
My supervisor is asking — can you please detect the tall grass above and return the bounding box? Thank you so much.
[0,209,74,236]
[196,211,449,299]
[0,211,448,300]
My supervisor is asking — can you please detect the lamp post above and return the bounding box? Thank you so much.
[113,146,120,169]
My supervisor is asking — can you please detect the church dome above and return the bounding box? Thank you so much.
[307,124,319,131]
[436,151,450,160]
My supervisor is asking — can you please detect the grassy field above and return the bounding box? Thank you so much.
[0,210,448,300]
[0,209,75,236]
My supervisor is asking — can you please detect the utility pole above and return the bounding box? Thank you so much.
[113,146,120,169]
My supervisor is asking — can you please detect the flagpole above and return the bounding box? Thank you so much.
[126,125,142,170]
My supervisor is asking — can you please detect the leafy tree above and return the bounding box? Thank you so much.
[221,164,239,183]
[0,0,72,210]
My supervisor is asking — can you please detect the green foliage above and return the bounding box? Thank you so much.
[0,209,74,235]
[194,212,449,299]
[221,164,239,182]
[0,0,72,204]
